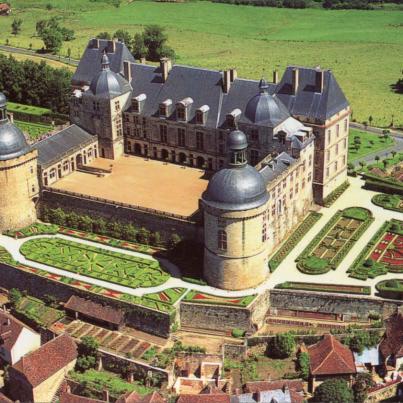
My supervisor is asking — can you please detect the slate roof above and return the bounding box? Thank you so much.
[64,295,124,326]
[12,333,77,388]
[72,39,135,86]
[379,312,403,360]
[0,310,35,352]
[307,334,356,376]
[259,152,297,185]
[34,124,96,167]
[244,380,304,393]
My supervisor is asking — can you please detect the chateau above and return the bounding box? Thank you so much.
[0,38,350,291]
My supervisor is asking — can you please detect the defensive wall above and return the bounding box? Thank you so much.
[40,189,203,242]
[0,262,172,338]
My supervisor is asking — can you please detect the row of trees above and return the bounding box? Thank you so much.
[41,207,182,249]
[0,54,72,114]
[96,25,175,61]
[211,0,395,8]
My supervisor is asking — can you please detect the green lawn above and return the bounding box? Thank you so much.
[348,129,395,162]
[8,101,51,116]
[14,120,52,140]
[19,238,170,289]
[1,0,402,126]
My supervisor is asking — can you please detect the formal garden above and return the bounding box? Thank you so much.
[375,279,403,300]
[14,120,52,140]
[372,193,403,213]
[348,219,403,280]
[183,290,256,307]
[268,211,322,272]
[296,207,374,275]
[275,282,371,296]
[19,238,170,289]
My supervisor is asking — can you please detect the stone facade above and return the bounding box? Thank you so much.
[0,149,38,232]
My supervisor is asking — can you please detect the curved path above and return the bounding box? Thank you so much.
[0,176,401,298]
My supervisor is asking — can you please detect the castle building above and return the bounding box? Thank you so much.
[0,93,38,231]
[0,38,350,291]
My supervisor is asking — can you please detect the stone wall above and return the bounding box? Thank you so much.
[269,289,401,320]
[41,189,202,242]
[0,262,172,337]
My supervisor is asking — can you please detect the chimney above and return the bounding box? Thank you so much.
[292,68,299,95]
[102,389,109,402]
[160,57,172,82]
[139,57,146,64]
[223,70,231,93]
[315,70,324,93]
[123,61,132,82]
[6,318,10,326]
[273,70,279,84]
[93,38,100,49]
[230,68,237,82]
[107,40,116,54]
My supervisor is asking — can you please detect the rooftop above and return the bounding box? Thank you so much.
[49,155,209,218]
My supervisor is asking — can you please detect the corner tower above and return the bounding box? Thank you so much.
[201,130,270,290]
[0,93,38,231]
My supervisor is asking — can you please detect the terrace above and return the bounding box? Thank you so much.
[49,155,209,218]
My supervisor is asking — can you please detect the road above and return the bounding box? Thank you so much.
[0,45,79,67]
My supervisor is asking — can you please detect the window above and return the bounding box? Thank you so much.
[302,179,306,188]
[160,125,168,143]
[295,183,299,194]
[63,161,69,171]
[344,118,348,132]
[290,188,293,199]
[282,180,286,189]
[177,105,186,121]
[196,110,204,125]
[114,100,120,112]
[134,116,139,125]
[344,138,347,149]
[196,131,204,151]
[335,161,338,172]
[327,150,330,162]
[262,222,267,242]
[250,129,259,142]
[308,173,312,182]
[326,167,330,178]
[30,166,34,174]
[303,161,306,172]
[336,143,339,155]
[271,204,276,217]
[49,169,56,179]
[327,129,331,144]
[132,99,139,112]
[218,144,225,155]
[178,128,186,147]
[218,230,227,251]
[116,118,122,137]
[31,185,35,193]
[342,155,346,165]
[309,155,312,166]
[336,124,340,137]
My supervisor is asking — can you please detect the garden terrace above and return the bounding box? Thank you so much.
[14,120,52,140]
[348,219,403,280]
[49,155,209,218]
[183,290,256,307]
[375,279,403,300]
[372,193,403,213]
[19,238,170,289]
[275,282,371,296]
[4,223,59,238]
[296,207,374,275]
[269,211,322,272]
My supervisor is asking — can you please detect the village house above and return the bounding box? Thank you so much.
[0,310,41,365]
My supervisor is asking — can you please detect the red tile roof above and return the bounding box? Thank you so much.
[59,391,105,403]
[176,395,230,403]
[0,310,25,351]
[0,392,13,403]
[379,312,403,360]
[0,3,10,12]
[12,333,77,387]
[307,334,356,376]
[244,380,304,393]
[116,391,166,403]
[65,296,124,325]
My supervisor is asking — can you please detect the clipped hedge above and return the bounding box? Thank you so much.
[372,193,403,213]
[322,180,350,207]
[375,279,403,300]
[275,281,371,295]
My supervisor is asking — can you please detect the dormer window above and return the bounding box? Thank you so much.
[132,93,146,113]
[196,105,209,125]
[176,97,193,122]
[159,99,172,117]
[226,108,241,128]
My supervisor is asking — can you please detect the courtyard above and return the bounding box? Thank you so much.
[50,155,209,218]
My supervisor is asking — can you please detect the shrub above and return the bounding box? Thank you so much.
[313,379,354,402]
[268,332,296,358]
[364,259,374,267]
[232,328,245,338]
[297,352,310,380]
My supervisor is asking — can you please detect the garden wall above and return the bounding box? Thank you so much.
[0,262,172,338]
[40,189,203,242]
[269,289,401,320]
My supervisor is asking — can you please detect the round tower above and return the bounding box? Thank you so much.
[201,130,270,290]
[0,93,38,232]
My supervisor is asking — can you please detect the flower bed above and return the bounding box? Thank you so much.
[275,281,371,295]
[372,193,403,213]
[19,238,170,289]
[4,223,59,238]
[296,207,374,275]
[322,180,350,207]
[268,211,322,272]
[348,219,403,280]
[183,290,256,307]
[375,279,403,300]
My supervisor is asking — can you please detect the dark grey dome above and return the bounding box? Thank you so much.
[0,121,31,161]
[227,129,247,151]
[245,87,290,126]
[0,92,6,108]
[89,69,126,98]
[203,165,269,211]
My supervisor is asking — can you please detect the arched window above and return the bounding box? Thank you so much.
[262,222,267,242]
[217,230,227,251]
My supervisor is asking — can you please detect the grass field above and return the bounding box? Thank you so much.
[348,129,395,162]
[0,0,402,127]
[14,120,52,139]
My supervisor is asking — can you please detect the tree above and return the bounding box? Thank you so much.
[9,288,22,307]
[313,379,354,403]
[76,336,99,372]
[137,227,150,244]
[353,373,374,403]
[268,332,296,358]
[41,28,63,53]
[391,150,397,158]
[11,19,22,36]
[112,0,121,7]
[383,159,389,169]
[297,352,310,380]
[96,32,111,40]
[347,331,370,353]
[114,29,132,50]
[142,25,175,61]
[168,233,181,249]
[36,20,47,36]
[132,33,147,59]
[375,155,380,162]
[368,115,373,126]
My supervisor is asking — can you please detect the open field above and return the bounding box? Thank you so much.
[0,0,402,126]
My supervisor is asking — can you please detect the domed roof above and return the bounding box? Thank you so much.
[245,79,290,126]
[227,129,247,151]
[0,121,31,161]
[202,165,269,211]
[89,54,128,98]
